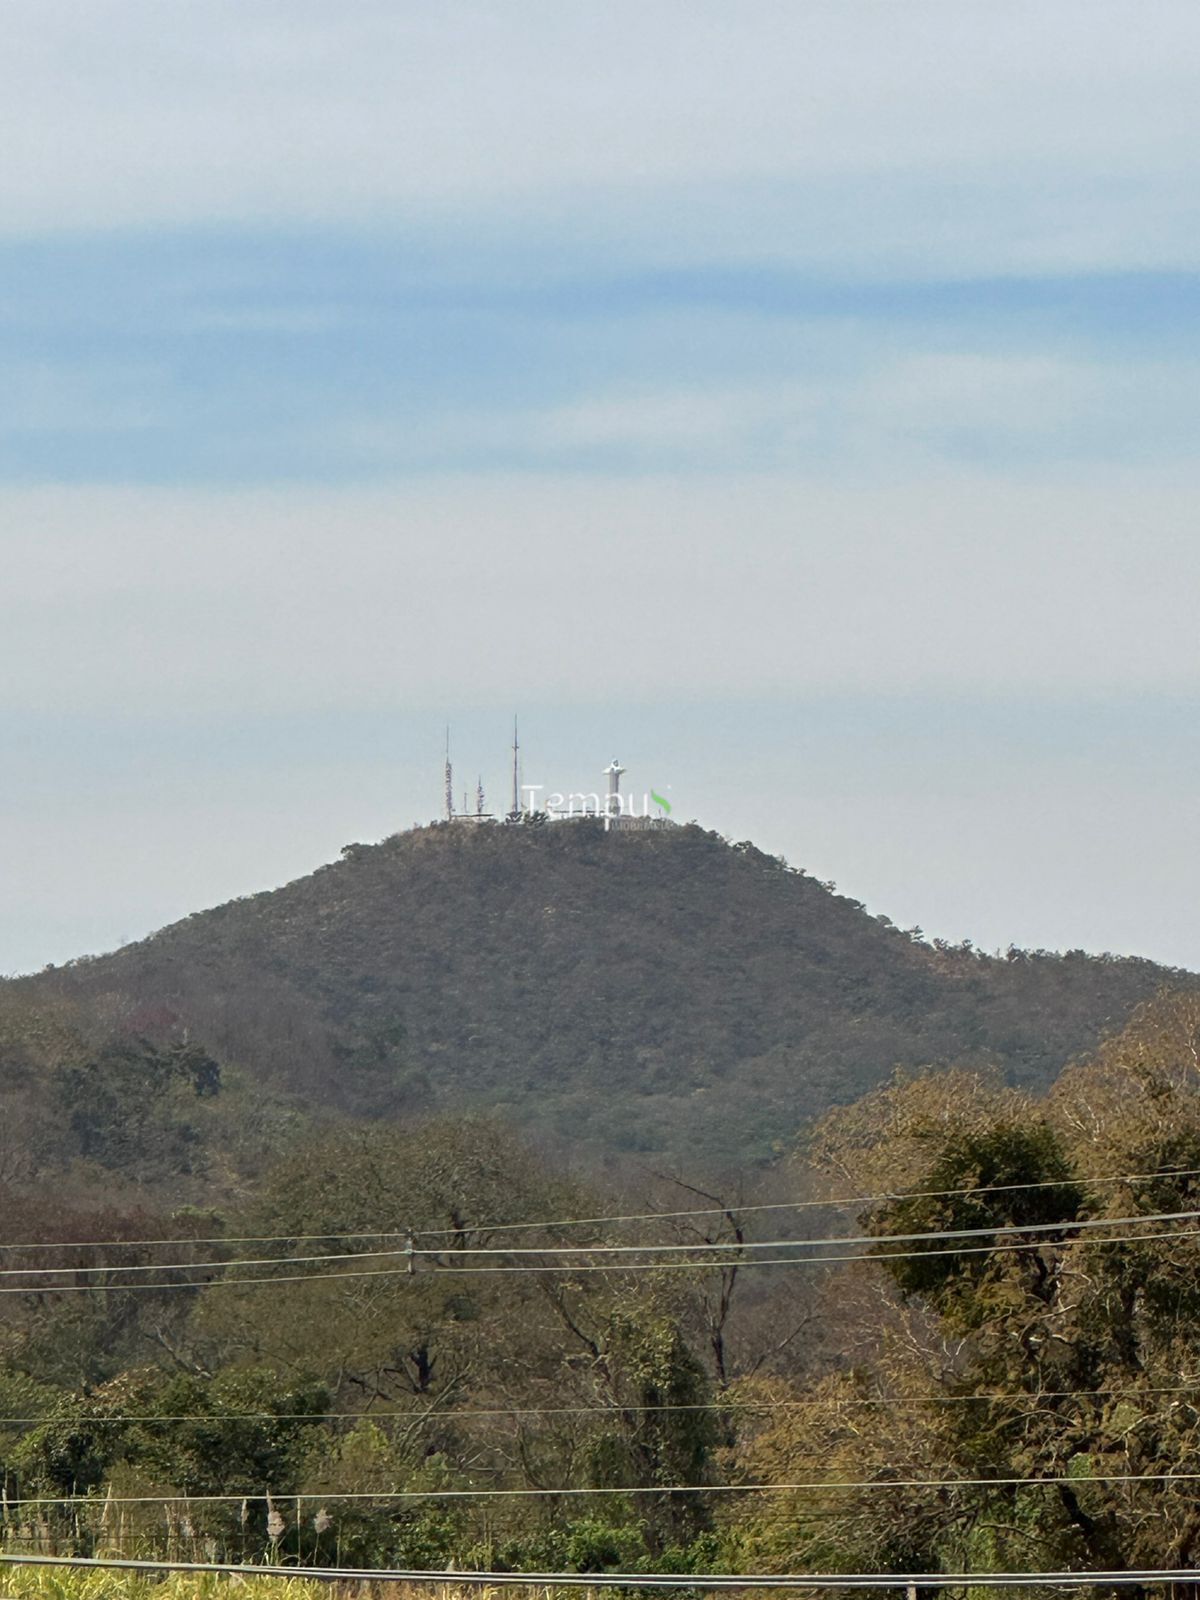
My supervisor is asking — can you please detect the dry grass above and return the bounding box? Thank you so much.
[0,1565,566,1600]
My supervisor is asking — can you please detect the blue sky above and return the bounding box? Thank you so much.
[2,0,1199,972]
[4,233,1199,481]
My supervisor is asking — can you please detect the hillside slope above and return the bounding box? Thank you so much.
[16,822,1192,1168]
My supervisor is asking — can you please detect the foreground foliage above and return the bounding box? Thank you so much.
[3,992,1200,1583]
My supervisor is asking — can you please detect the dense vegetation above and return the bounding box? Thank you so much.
[7,822,1191,1174]
[4,826,1200,1585]
[3,992,1200,1583]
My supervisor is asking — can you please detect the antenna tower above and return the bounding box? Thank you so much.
[511,715,521,816]
[444,727,454,821]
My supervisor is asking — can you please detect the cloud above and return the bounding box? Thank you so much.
[317,347,1198,475]
[4,5,1199,978]
[1,2,1198,279]
[1,470,1196,722]
[9,221,1191,482]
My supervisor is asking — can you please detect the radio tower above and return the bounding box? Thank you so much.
[444,727,454,821]
[510,715,521,817]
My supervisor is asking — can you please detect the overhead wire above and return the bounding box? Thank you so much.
[2,1164,1196,1256]
[4,1553,1199,1588]
[11,1466,1200,1508]
[0,1220,1196,1294]
[0,1108,1191,1577]
[408,1163,1200,1239]
[1,1206,1189,1577]
[2,1208,1197,1283]
[4,1382,1197,1428]
[0,1165,1192,1588]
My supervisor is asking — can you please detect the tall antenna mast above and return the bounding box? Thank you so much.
[444,726,454,821]
[476,775,485,818]
[511,715,520,816]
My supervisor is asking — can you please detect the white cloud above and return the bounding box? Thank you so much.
[4,4,1198,978]
[320,347,1195,471]
[1,468,1196,720]
[1,1,1197,276]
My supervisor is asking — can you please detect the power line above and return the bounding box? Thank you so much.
[1,1221,1197,1295]
[5,1382,1196,1428]
[3,1208,1197,1283]
[420,1207,1200,1255]
[14,1467,1200,1510]
[4,1165,1197,1257]
[409,1163,1200,1240]
[3,1553,1199,1589]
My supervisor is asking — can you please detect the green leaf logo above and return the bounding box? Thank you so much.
[650,789,672,815]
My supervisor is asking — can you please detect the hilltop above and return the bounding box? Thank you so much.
[12,821,1192,1172]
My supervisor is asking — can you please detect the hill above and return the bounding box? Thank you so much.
[10,820,1193,1173]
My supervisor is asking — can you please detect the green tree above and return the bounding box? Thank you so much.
[52,1038,221,1178]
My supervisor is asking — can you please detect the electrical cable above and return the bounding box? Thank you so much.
[3,1165,1196,1256]
[10,1464,1200,1509]
[0,1220,1196,1294]
[409,1163,1200,1239]
[2,1208,1196,1283]
[4,1382,1196,1427]
[3,1553,1199,1588]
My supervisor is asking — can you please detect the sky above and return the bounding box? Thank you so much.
[2,0,1199,974]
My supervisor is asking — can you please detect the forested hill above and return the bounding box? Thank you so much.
[15,822,1195,1168]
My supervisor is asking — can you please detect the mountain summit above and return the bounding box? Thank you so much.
[20,822,1190,1170]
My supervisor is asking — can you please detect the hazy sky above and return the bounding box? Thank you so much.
[2,1,1199,974]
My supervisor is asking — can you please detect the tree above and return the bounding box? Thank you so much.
[52,1037,221,1179]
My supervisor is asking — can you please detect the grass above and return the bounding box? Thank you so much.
[0,1559,565,1600]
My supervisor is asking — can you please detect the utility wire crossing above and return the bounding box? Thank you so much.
[1,1221,1197,1294]
[3,1164,1196,1256]
[3,1381,1199,1428]
[12,1467,1200,1509]
[3,1205,1199,1280]
[2,1553,1200,1589]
